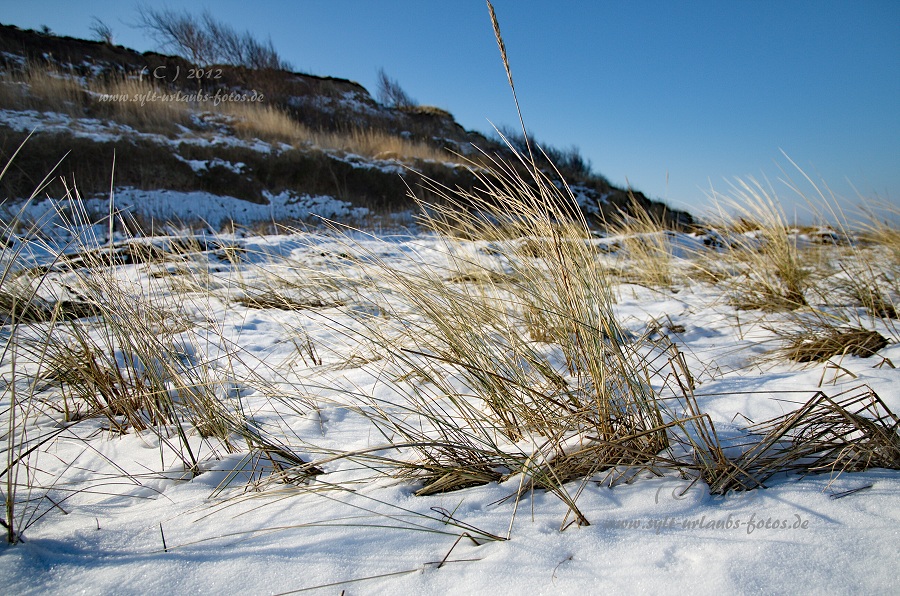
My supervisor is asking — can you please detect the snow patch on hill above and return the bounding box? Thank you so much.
[19,187,370,230]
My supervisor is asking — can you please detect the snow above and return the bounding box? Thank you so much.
[2,227,898,594]
[288,89,386,119]
[0,51,27,69]
[172,154,247,174]
[6,471,898,594]
[0,109,140,143]
[14,187,370,231]
[568,183,610,215]
[0,107,278,150]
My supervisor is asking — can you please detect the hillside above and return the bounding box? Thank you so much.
[0,23,693,231]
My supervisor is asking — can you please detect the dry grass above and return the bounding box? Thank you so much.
[309,142,691,524]
[316,162,900,519]
[1,146,76,543]
[218,101,309,144]
[605,195,675,288]
[703,386,900,493]
[701,172,897,364]
[18,199,234,447]
[1,186,326,543]
[90,75,193,133]
[1,67,87,115]
[845,202,900,335]
[317,127,454,162]
[708,177,811,310]
[0,64,191,134]
[2,157,900,540]
[212,98,461,162]
[773,171,899,339]
[293,10,900,517]
[235,292,343,311]
[836,270,898,321]
[773,323,888,363]
[859,200,900,260]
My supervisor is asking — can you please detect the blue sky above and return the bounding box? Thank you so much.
[3,1,898,219]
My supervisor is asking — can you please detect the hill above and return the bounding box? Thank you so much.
[0,23,693,231]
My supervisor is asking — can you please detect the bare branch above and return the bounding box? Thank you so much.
[89,17,114,45]
[376,68,416,109]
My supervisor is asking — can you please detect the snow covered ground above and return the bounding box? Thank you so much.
[1,227,898,595]
[17,186,371,230]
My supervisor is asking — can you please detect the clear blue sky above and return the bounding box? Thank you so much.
[2,0,898,219]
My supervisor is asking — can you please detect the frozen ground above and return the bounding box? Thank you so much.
[1,229,899,595]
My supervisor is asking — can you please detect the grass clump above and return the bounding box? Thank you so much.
[709,177,812,310]
[19,203,238,453]
[859,200,900,261]
[774,323,888,363]
[1,185,328,543]
[235,292,342,311]
[704,386,900,493]
[316,140,686,524]
[836,272,898,321]
[310,127,455,163]
[218,102,308,145]
[309,7,900,520]
[605,195,675,288]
